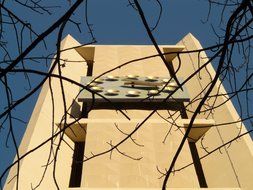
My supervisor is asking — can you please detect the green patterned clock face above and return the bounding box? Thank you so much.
[78,76,190,103]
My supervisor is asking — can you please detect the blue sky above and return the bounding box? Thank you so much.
[72,1,216,45]
[0,0,252,186]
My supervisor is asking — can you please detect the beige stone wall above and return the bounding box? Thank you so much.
[4,34,253,189]
[4,35,88,189]
[176,33,253,189]
[82,45,198,188]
